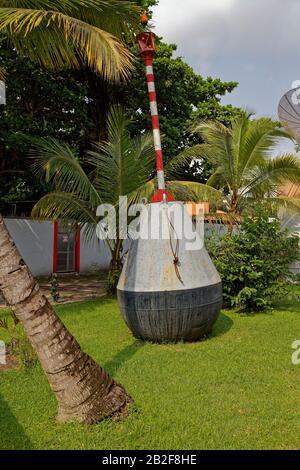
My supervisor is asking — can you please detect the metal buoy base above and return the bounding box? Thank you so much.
[118,283,222,342]
[117,202,223,343]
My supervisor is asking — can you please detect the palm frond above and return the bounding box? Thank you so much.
[127,178,156,206]
[206,167,226,189]
[192,112,300,217]
[192,120,231,141]
[32,191,96,224]
[31,138,101,207]
[276,196,300,214]
[165,144,210,179]
[167,180,223,205]
[7,0,141,39]
[240,118,292,175]
[32,191,101,241]
[0,2,138,80]
[192,121,234,187]
[132,132,155,162]
[241,154,300,197]
[86,106,154,204]
[248,196,300,219]
[192,121,232,164]
[231,111,250,185]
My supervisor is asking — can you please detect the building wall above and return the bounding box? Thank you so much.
[4,218,54,276]
[4,218,113,276]
[79,237,111,273]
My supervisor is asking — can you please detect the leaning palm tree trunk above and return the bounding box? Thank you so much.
[0,216,129,424]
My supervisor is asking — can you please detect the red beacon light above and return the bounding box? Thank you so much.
[137,31,156,58]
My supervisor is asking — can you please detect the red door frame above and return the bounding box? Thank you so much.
[75,225,80,273]
[53,221,58,273]
[53,222,80,273]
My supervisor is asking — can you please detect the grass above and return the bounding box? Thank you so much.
[1,289,300,450]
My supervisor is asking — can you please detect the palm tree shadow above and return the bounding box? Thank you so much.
[0,392,33,450]
[211,312,234,338]
[103,340,144,376]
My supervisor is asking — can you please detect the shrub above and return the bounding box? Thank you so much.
[49,274,60,302]
[0,311,37,368]
[106,269,121,296]
[207,209,300,311]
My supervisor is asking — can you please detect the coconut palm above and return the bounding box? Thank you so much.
[0,0,141,424]
[187,111,300,217]
[0,219,130,423]
[0,0,141,81]
[31,106,209,282]
[32,107,154,270]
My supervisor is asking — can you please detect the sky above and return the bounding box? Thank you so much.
[152,0,299,123]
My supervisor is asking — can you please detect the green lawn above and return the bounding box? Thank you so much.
[1,290,300,450]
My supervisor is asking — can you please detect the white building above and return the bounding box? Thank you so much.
[5,219,111,277]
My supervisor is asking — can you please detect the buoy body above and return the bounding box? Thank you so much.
[117,202,222,342]
[119,30,223,342]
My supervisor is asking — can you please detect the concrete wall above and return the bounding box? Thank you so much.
[4,218,54,277]
[80,237,111,273]
[4,218,113,276]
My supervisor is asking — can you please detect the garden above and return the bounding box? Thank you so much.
[1,289,300,450]
[0,0,300,453]
[1,212,300,450]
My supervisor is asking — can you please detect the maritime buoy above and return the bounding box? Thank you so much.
[117,22,222,342]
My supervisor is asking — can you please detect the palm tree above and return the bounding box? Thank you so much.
[0,0,141,423]
[189,112,300,217]
[32,107,154,270]
[0,215,130,423]
[31,106,207,285]
[0,0,140,81]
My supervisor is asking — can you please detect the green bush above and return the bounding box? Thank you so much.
[106,269,121,296]
[207,209,300,311]
[14,336,37,368]
[49,273,60,302]
[0,311,37,368]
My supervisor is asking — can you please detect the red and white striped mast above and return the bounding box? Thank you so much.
[138,14,174,203]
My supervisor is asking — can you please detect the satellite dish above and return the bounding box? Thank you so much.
[278,88,300,143]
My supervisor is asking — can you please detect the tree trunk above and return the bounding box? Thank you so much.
[107,239,123,295]
[110,238,123,272]
[229,193,238,215]
[228,193,240,234]
[0,216,131,424]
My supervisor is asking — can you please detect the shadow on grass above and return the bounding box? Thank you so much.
[212,312,234,338]
[0,391,33,450]
[103,340,144,376]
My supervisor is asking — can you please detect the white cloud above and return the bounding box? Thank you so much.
[152,0,300,119]
[153,0,299,59]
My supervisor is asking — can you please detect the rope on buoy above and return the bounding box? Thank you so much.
[165,208,184,285]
